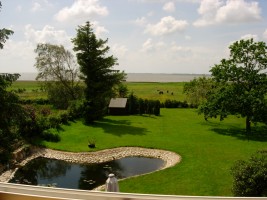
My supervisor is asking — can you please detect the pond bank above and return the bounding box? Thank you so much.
[0,147,181,184]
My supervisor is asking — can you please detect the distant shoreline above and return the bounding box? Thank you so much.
[17,73,210,82]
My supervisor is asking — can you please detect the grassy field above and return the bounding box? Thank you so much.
[9,81,47,99]
[40,109,267,196]
[125,82,186,102]
[10,81,186,102]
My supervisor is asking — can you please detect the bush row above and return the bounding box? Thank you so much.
[126,93,198,116]
[161,99,198,108]
[19,98,49,105]
[20,101,84,143]
[127,97,161,116]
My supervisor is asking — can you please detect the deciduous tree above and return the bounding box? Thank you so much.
[199,39,267,132]
[34,43,83,109]
[0,2,13,49]
[183,76,213,106]
[72,21,125,123]
[0,73,24,163]
[0,2,22,163]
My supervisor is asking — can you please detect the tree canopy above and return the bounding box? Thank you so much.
[0,2,21,163]
[0,2,14,49]
[72,21,125,123]
[183,76,214,106]
[199,39,267,132]
[0,73,24,163]
[34,43,83,109]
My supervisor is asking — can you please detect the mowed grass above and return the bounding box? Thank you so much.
[40,109,267,196]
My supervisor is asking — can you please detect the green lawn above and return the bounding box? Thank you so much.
[40,109,267,196]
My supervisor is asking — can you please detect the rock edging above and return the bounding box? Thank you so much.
[0,147,181,184]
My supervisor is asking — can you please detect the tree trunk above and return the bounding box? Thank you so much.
[246,117,251,133]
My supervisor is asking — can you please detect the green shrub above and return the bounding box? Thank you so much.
[59,111,70,124]
[67,100,84,120]
[19,98,49,105]
[41,130,60,142]
[231,150,267,197]
[163,99,192,108]
[48,115,61,129]
[127,92,139,115]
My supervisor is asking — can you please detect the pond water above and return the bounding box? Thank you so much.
[9,156,165,190]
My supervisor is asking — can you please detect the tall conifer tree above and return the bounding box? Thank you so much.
[72,21,125,123]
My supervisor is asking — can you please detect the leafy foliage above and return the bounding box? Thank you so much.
[34,43,83,109]
[183,76,214,106]
[0,2,14,49]
[72,21,125,123]
[46,83,84,109]
[0,73,23,133]
[117,83,129,98]
[0,73,24,163]
[126,92,161,116]
[199,39,267,132]
[231,150,267,197]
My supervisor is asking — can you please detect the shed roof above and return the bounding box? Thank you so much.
[109,98,127,108]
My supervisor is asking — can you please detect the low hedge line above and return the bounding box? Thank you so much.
[20,101,84,143]
[19,98,49,105]
[161,99,198,108]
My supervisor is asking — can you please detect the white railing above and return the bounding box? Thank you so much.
[0,182,266,200]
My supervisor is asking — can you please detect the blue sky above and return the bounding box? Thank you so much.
[0,0,267,74]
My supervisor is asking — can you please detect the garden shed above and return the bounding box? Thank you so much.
[108,98,128,115]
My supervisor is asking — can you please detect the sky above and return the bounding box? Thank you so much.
[0,0,267,74]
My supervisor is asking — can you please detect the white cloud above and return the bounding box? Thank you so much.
[194,0,261,27]
[0,24,73,73]
[134,17,148,26]
[0,40,36,73]
[263,29,267,40]
[31,2,41,12]
[185,35,192,40]
[145,16,188,36]
[112,44,128,57]
[24,24,72,48]
[16,5,22,12]
[133,0,200,3]
[141,38,154,52]
[141,38,166,52]
[31,0,53,12]
[240,34,258,41]
[170,44,192,57]
[163,2,176,12]
[55,0,108,23]
[91,21,109,36]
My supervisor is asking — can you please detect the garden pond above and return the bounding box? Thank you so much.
[9,156,165,190]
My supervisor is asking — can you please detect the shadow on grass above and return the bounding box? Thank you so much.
[139,114,158,119]
[211,126,267,142]
[91,118,148,136]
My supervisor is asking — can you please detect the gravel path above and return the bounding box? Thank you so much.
[0,147,181,186]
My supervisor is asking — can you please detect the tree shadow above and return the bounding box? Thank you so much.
[211,126,267,142]
[91,118,148,136]
[139,114,158,119]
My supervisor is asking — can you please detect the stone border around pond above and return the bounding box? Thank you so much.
[0,147,182,187]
